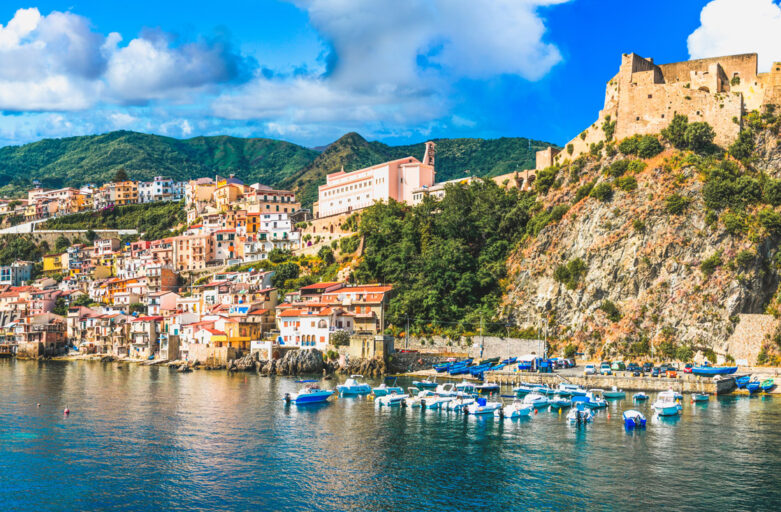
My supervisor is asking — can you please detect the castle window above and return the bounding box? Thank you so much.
[636,116,640,121]
[696,111,701,116]
[648,94,652,99]
[661,114,665,119]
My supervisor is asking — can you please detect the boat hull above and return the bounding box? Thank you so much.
[337,385,371,395]
[653,405,681,416]
[692,366,738,376]
[287,391,334,405]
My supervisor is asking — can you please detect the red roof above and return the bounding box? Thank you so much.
[323,285,393,294]
[300,282,341,291]
[201,328,225,336]
[279,309,303,317]
[133,316,163,322]
[248,308,268,315]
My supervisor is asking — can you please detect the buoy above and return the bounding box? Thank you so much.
[558,408,562,415]
[64,408,70,415]
[534,409,538,415]
[36,403,40,407]
[607,412,610,420]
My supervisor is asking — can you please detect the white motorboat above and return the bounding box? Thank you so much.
[502,400,534,419]
[567,404,593,424]
[455,380,477,394]
[523,392,550,409]
[466,397,502,415]
[376,393,410,407]
[336,375,372,396]
[652,390,682,416]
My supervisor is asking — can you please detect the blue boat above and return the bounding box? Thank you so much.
[476,382,500,394]
[433,363,452,373]
[468,363,493,375]
[284,385,334,405]
[413,378,438,390]
[735,375,750,389]
[746,381,761,395]
[761,379,776,392]
[501,357,518,365]
[372,382,404,397]
[337,375,372,396]
[623,410,646,429]
[691,366,738,376]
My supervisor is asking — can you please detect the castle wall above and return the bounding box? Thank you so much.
[657,53,758,85]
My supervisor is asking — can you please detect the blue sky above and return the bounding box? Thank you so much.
[0,0,777,148]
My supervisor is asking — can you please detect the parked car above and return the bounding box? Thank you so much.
[651,367,660,378]
[683,363,693,374]
[584,364,596,375]
[642,362,653,373]
[599,362,612,375]
[627,362,641,373]
[667,369,678,378]
[611,361,626,371]
[565,358,576,368]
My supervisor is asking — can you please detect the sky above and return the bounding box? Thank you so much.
[0,0,778,148]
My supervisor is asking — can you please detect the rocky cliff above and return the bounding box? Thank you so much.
[503,124,781,364]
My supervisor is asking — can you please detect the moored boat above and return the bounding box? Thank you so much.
[604,386,627,399]
[476,382,500,394]
[447,396,476,412]
[735,375,750,389]
[691,365,738,376]
[372,379,403,397]
[284,385,334,405]
[652,390,682,416]
[466,397,502,415]
[376,393,409,407]
[557,383,587,397]
[633,392,649,402]
[513,384,534,396]
[413,378,438,390]
[567,404,593,424]
[746,381,761,395]
[760,379,776,392]
[549,396,572,410]
[455,380,477,394]
[522,392,549,409]
[623,410,647,429]
[574,389,607,409]
[502,400,533,419]
[337,375,372,396]
[691,393,709,402]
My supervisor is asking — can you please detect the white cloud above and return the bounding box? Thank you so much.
[688,0,781,71]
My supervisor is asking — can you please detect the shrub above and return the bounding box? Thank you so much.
[339,234,361,253]
[589,182,613,202]
[605,142,617,157]
[331,330,351,347]
[589,141,604,157]
[722,212,747,235]
[606,159,630,177]
[535,166,558,195]
[602,117,616,141]
[564,343,577,358]
[318,246,335,265]
[731,75,741,86]
[729,129,755,162]
[550,204,569,222]
[665,193,690,215]
[675,344,694,362]
[567,143,574,155]
[758,207,781,234]
[554,257,588,290]
[735,250,754,268]
[684,122,716,153]
[616,176,638,192]
[574,181,595,203]
[700,252,723,277]
[627,160,647,173]
[600,300,622,322]
[633,219,646,232]
[636,135,663,158]
[756,347,769,365]
[618,135,640,155]
[763,179,781,206]
[527,209,552,237]
[661,114,689,149]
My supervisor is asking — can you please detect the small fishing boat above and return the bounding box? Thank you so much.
[502,400,533,419]
[455,380,477,394]
[633,392,649,402]
[447,396,476,412]
[761,379,776,392]
[549,396,572,410]
[746,381,761,395]
[691,393,710,402]
[501,357,518,365]
[557,383,587,397]
[575,390,607,409]
[623,410,647,429]
[413,378,438,390]
[489,363,506,371]
[476,382,500,394]
[691,365,738,376]
[513,385,534,396]
[523,392,550,409]
[567,404,593,424]
[376,393,409,407]
[604,386,627,399]
[466,397,502,415]
[479,357,501,365]
[406,389,435,408]
[433,383,458,397]
[468,363,494,376]
[422,395,454,410]
[337,375,372,396]
[448,364,473,376]
[652,390,682,416]
[735,375,750,389]
[433,363,452,373]
[372,379,404,397]
[284,385,334,405]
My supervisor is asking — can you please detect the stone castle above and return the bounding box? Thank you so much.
[537,52,781,169]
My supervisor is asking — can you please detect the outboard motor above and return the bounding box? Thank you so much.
[284,393,291,403]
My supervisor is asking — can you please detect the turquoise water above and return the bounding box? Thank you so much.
[1,360,779,511]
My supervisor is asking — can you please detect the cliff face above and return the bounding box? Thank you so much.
[503,132,781,361]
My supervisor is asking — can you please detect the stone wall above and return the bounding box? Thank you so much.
[720,314,778,365]
[400,335,546,360]
[188,344,238,366]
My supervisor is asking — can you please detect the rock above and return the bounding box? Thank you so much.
[100,355,115,363]
[275,349,326,375]
[177,364,192,373]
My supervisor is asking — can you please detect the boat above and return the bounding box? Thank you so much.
[466,397,502,415]
[489,363,506,371]
[376,393,409,407]
[284,385,334,405]
[448,364,473,376]
[557,383,587,397]
[455,380,477,394]
[691,365,738,376]
[468,363,494,376]
[336,375,372,396]
[413,378,438,390]
[735,375,750,389]
[513,385,535,396]
[652,390,682,416]
[478,357,501,365]
[549,396,572,410]
[522,392,550,409]
[434,383,459,397]
[476,382,500,394]
[761,379,776,392]
[446,396,476,412]
[623,410,647,429]
[746,381,761,395]
[567,404,593,424]
[433,363,452,373]
[633,392,649,402]
[501,357,518,365]
[574,390,607,409]
[604,386,627,399]
[502,400,534,419]
[372,379,404,397]
[421,395,454,410]
[691,393,710,402]
[406,389,435,408]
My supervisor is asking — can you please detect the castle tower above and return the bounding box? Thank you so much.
[422,141,436,168]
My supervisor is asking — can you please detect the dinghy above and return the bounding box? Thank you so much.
[623,410,647,429]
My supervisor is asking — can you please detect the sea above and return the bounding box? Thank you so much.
[1,359,779,511]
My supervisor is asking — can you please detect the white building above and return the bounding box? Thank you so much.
[138,176,187,203]
[277,307,354,350]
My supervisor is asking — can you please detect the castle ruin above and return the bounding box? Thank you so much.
[537,52,781,169]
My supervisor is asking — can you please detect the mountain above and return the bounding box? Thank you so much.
[0,130,556,206]
[282,132,554,206]
[0,130,319,196]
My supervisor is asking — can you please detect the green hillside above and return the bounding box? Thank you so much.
[0,131,319,196]
[0,130,556,207]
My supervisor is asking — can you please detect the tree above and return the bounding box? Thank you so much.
[52,297,68,316]
[636,136,663,158]
[55,235,70,252]
[317,246,335,265]
[729,129,755,162]
[330,330,351,347]
[564,343,577,358]
[272,262,299,288]
[114,168,129,182]
[675,344,694,362]
[85,229,98,243]
[661,114,689,149]
[684,122,716,153]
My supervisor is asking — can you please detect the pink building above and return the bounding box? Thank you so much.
[315,142,436,218]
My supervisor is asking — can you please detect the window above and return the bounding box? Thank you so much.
[648,94,652,99]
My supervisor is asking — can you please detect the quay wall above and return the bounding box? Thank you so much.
[400,336,546,360]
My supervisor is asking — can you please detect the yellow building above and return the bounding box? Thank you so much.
[112,181,138,205]
[214,183,244,212]
[42,253,63,274]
